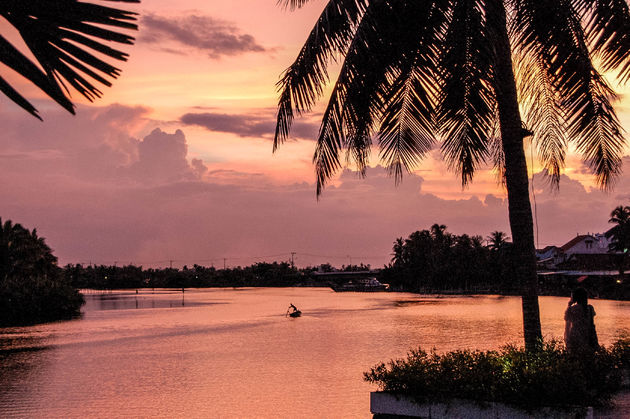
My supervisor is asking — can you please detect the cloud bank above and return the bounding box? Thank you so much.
[1,104,628,268]
[139,14,267,58]
[180,111,319,140]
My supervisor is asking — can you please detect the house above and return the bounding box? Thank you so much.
[537,233,613,270]
[560,233,610,255]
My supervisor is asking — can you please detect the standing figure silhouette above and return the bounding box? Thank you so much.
[564,288,598,354]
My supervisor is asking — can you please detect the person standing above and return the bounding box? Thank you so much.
[564,287,599,354]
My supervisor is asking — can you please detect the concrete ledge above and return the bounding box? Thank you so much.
[370,392,593,419]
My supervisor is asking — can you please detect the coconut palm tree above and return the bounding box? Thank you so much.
[487,231,510,252]
[0,0,139,119]
[273,0,630,350]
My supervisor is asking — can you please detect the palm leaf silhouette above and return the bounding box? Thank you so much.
[0,0,139,119]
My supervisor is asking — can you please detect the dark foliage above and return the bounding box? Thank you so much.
[607,205,630,278]
[64,261,306,289]
[0,218,83,326]
[381,224,516,292]
[0,0,139,118]
[365,339,630,410]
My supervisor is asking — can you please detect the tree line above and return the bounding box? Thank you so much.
[63,262,305,290]
[380,224,516,293]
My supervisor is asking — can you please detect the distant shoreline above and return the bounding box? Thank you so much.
[78,285,630,302]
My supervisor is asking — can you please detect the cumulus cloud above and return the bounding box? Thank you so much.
[0,104,149,182]
[126,128,206,184]
[0,104,206,186]
[179,111,319,140]
[139,13,267,58]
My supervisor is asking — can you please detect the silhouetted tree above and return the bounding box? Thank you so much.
[607,205,630,279]
[0,218,83,325]
[386,225,495,291]
[273,0,630,350]
[487,231,510,252]
[0,0,138,119]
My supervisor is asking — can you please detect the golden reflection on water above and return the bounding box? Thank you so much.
[1,289,628,418]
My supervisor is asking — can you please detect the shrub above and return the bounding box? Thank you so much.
[365,339,629,410]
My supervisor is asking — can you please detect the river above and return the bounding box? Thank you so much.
[1,288,629,418]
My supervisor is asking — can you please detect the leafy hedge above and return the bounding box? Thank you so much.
[365,339,630,410]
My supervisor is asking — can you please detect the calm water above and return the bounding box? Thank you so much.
[1,288,629,418]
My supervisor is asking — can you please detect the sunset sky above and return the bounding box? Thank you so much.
[1,0,630,268]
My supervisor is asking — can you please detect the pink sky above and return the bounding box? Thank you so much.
[1,1,629,268]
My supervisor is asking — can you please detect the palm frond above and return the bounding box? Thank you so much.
[314,0,396,195]
[1,0,138,116]
[514,0,626,188]
[377,0,449,184]
[438,0,495,186]
[514,51,567,187]
[576,0,630,82]
[314,82,345,196]
[379,70,436,183]
[315,0,449,193]
[277,0,316,11]
[571,74,625,188]
[0,36,73,118]
[274,0,369,150]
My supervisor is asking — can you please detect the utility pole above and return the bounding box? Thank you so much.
[169,260,173,269]
[223,258,227,270]
[291,252,296,269]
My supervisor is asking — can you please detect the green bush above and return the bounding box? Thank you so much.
[365,339,630,410]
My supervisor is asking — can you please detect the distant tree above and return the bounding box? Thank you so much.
[607,205,630,279]
[487,231,510,252]
[0,0,138,119]
[0,218,83,326]
[391,237,405,265]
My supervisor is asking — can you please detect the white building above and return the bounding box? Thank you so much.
[560,233,611,256]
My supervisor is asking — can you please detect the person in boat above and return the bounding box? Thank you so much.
[287,303,300,316]
[564,287,598,355]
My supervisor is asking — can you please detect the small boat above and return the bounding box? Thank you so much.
[331,277,389,292]
[288,310,301,318]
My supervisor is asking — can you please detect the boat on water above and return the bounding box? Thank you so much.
[331,277,389,292]
[286,303,301,318]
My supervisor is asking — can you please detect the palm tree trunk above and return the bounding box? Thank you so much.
[488,0,542,351]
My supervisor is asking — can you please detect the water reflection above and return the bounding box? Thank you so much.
[0,289,628,418]
[86,289,219,310]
